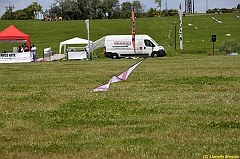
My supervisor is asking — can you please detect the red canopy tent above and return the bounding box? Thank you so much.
[0,25,31,49]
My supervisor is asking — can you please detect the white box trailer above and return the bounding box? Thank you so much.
[104,34,167,59]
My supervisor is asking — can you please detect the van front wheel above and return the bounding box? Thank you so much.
[151,52,159,58]
[159,50,167,57]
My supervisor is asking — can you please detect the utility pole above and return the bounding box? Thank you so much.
[206,0,208,12]
[5,4,14,21]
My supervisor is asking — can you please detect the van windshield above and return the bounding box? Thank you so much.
[150,38,159,46]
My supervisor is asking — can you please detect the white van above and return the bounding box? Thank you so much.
[104,35,167,59]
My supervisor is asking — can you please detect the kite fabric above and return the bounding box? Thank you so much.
[91,57,147,92]
[131,6,136,53]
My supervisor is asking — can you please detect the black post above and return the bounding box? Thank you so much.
[175,25,176,50]
[212,35,216,55]
[174,22,177,50]
[213,42,214,55]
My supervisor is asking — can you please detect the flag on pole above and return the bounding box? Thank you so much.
[85,19,89,32]
[131,6,136,53]
[91,57,147,92]
[179,3,183,53]
[85,19,90,58]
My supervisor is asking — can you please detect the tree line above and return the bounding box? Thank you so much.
[1,0,146,20]
[1,0,239,20]
[2,2,43,20]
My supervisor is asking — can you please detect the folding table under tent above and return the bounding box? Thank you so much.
[58,37,93,60]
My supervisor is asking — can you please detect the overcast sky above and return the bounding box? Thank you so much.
[0,0,239,17]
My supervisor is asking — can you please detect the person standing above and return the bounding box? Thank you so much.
[21,44,25,52]
[18,46,22,52]
[106,12,108,20]
[2,49,7,53]
[31,44,37,61]
[31,44,37,52]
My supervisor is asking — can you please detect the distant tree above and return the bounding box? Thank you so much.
[68,1,82,20]
[237,4,240,9]
[61,0,74,20]
[102,0,120,19]
[167,9,178,16]
[43,9,49,18]
[146,7,157,17]
[1,4,15,20]
[48,0,81,20]
[14,10,28,20]
[111,5,121,19]
[89,0,103,19]
[121,2,132,18]
[26,2,43,19]
[31,2,42,19]
[1,2,43,20]
[49,2,61,18]
[76,0,91,19]
[133,0,143,18]
[48,0,105,20]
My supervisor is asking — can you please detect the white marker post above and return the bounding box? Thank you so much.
[179,3,183,53]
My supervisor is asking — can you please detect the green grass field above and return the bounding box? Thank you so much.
[0,14,240,158]
[0,13,239,56]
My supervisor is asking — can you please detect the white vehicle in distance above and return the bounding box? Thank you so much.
[104,34,167,59]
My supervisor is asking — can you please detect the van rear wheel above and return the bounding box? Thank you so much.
[112,53,119,59]
[151,52,159,58]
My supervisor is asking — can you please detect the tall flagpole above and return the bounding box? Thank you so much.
[85,19,90,59]
[131,6,136,54]
[179,3,183,53]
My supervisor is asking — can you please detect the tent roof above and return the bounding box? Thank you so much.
[0,25,29,40]
[59,37,93,54]
[0,25,31,47]
[60,37,92,45]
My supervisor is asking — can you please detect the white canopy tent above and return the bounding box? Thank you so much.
[58,37,93,59]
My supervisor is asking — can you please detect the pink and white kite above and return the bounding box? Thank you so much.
[91,58,147,92]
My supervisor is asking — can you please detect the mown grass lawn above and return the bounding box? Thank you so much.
[0,13,240,158]
[0,54,239,158]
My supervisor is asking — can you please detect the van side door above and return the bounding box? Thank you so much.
[135,39,144,54]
